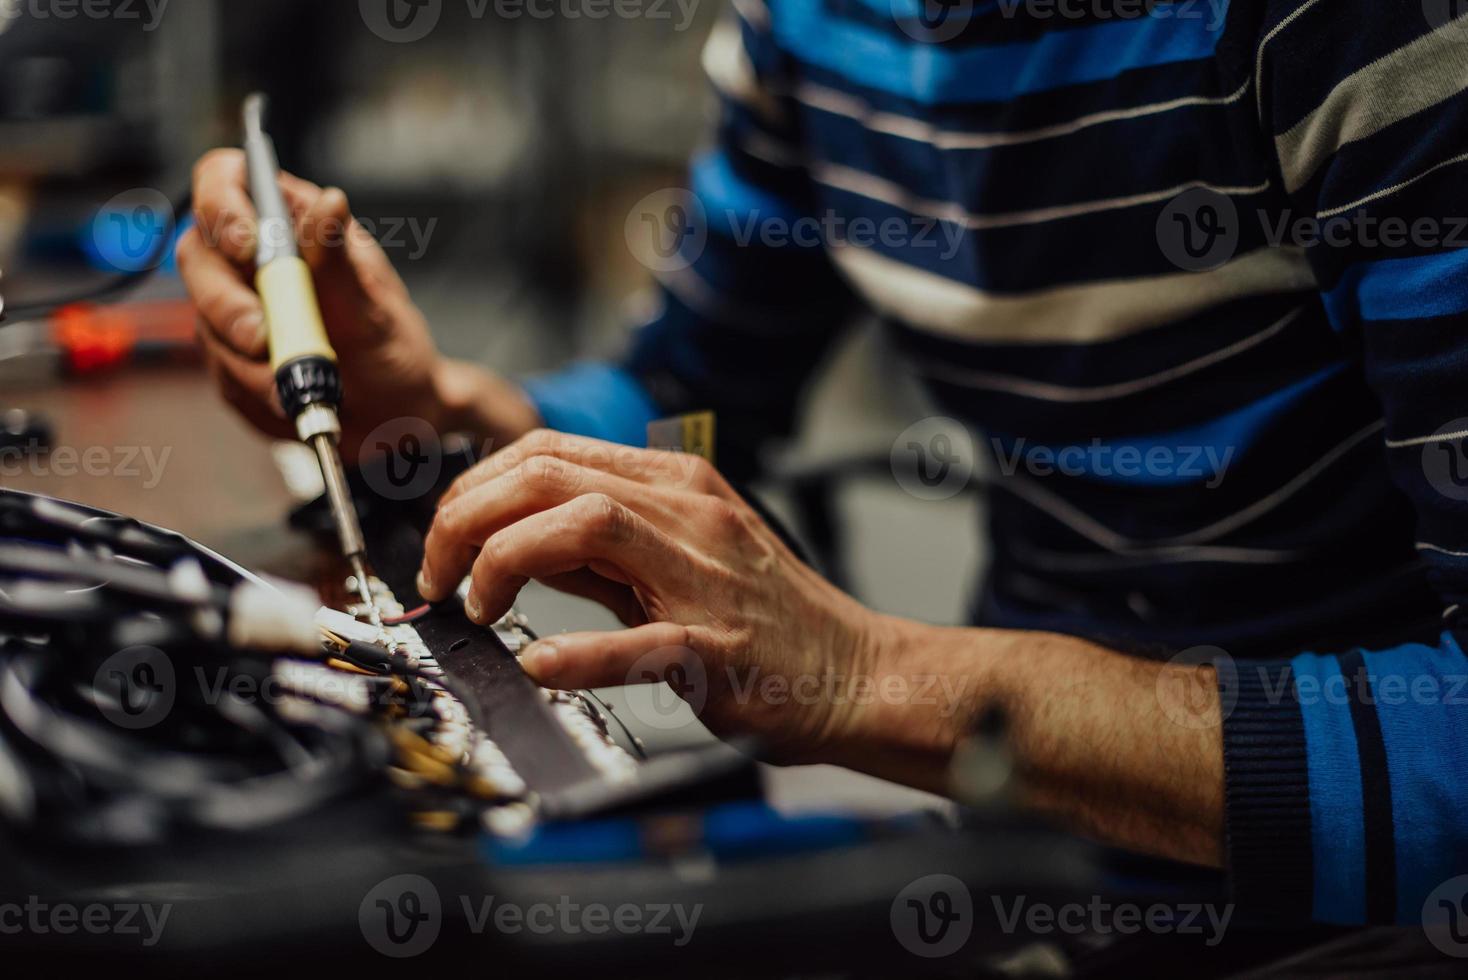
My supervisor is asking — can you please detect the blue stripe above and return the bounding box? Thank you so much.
[522,363,661,448]
[990,364,1341,486]
[1323,248,1468,327]
[692,150,805,233]
[1292,651,1367,924]
[773,0,1227,105]
[1366,633,1468,923]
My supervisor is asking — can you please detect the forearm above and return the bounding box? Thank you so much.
[833,620,1225,868]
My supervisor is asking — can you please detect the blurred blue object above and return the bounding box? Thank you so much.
[486,802,870,866]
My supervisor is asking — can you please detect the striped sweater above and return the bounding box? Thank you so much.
[523,0,1468,926]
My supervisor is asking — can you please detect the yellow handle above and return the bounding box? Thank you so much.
[256,257,335,371]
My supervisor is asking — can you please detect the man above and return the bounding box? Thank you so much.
[178,0,1468,935]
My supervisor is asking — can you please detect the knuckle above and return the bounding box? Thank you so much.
[431,501,466,541]
[519,455,581,497]
[702,498,743,535]
[575,493,630,543]
[476,535,507,574]
[687,455,718,491]
[520,428,558,454]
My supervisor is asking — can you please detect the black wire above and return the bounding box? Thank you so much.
[0,188,192,324]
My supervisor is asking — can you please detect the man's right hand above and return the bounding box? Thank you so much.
[178,149,541,458]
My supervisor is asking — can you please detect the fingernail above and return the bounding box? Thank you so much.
[465,594,483,624]
[521,641,559,681]
[230,311,265,353]
[416,569,434,600]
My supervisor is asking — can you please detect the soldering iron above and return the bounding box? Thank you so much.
[241,93,380,624]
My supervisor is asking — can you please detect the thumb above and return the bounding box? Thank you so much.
[520,622,698,691]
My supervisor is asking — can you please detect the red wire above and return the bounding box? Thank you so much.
[381,604,431,626]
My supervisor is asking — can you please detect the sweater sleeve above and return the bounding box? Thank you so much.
[524,0,858,474]
[1224,0,1468,925]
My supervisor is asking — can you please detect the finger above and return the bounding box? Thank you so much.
[536,570,649,628]
[295,187,394,348]
[196,319,292,438]
[463,493,686,625]
[440,429,725,510]
[177,227,268,359]
[520,622,692,690]
[191,149,260,267]
[418,456,669,602]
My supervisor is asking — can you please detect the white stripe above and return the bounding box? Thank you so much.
[812,159,1270,232]
[730,0,769,31]
[702,15,783,122]
[796,78,1251,152]
[915,306,1306,400]
[829,244,1315,345]
[1385,427,1468,449]
[1317,150,1468,220]
[1275,17,1468,193]
[998,419,1385,552]
[1416,542,1468,558]
[1254,0,1324,121]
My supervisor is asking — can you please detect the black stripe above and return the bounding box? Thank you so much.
[1338,649,1397,922]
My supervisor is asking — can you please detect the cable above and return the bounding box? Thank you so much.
[0,488,383,845]
[0,188,192,325]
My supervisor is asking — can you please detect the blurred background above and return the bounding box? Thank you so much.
[0,0,982,682]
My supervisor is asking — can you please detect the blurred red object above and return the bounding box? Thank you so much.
[52,300,198,374]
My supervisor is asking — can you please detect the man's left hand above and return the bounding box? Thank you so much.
[415,430,900,760]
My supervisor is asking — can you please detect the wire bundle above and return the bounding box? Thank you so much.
[0,488,384,845]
